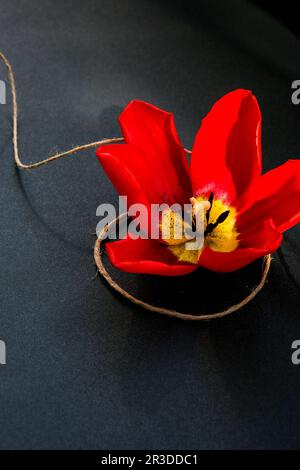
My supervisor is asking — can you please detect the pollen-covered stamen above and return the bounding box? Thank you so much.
[205,209,230,236]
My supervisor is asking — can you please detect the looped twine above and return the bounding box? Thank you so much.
[0,50,271,320]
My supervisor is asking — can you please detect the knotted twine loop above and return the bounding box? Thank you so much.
[0,50,272,320]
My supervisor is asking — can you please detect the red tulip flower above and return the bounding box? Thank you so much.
[97,89,300,276]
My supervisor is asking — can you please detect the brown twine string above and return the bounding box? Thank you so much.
[0,50,271,320]
[0,51,124,167]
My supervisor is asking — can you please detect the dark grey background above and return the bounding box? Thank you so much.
[0,0,300,449]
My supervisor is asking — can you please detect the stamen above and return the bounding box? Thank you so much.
[205,209,230,236]
[216,209,230,225]
[206,192,214,223]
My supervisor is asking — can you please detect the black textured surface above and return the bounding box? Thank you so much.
[0,0,300,449]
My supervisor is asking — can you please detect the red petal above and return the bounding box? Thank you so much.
[199,219,282,272]
[97,144,152,209]
[239,159,300,233]
[106,237,197,276]
[191,89,261,202]
[97,145,151,232]
[119,100,191,206]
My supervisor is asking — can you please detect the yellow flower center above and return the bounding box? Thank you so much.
[160,193,239,264]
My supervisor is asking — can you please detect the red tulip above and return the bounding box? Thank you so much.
[96,89,300,275]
